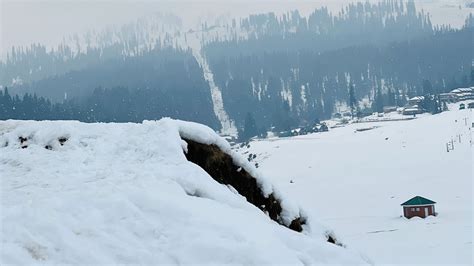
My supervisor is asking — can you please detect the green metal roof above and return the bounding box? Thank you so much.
[401,196,436,206]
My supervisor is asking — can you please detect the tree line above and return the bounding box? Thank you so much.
[0,86,218,127]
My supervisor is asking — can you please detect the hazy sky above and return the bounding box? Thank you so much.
[1,0,472,57]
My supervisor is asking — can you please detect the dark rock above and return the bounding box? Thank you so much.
[183,138,305,233]
[58,137,68,146]
[19,136,28,148]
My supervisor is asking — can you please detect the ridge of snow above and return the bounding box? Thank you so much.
[0,118,367,264]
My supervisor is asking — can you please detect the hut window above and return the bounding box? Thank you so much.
[416,208,420,211]
[411,208,415,211]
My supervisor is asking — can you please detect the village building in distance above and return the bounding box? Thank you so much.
[439,87,474,103]
[403,87,474,115]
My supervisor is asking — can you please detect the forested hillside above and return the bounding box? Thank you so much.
[203,1,473,130]
[0,0,472,133]
[0,47,219,127]
[206,0,433,56]
[0,13,182,86]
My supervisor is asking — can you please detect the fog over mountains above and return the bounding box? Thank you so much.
[1,0,472,135]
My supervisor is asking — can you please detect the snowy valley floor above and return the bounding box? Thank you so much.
[241,107,473,265]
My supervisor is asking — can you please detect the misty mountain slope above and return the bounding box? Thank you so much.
[204,27,472,129]
[0,13,184,87]
[2,1,472,132]
[0,1,441,89]
[204,0,434,57]
[8,48,219,127]
[241,104,473,264]
[0,119,368,264]
[15,48,203,101]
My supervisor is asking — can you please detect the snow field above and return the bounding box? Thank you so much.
[243,105,473,264]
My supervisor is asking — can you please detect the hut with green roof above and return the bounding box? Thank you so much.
[401,196,436,219]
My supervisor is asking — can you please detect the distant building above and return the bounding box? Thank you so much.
[468,102,474,109]
[333,113,342,119]
[401,196,436,219]
[402,105,423,115]
[460,103,466,110]
[342,111,352,117]
[451,87,474,101]
[439,92,458,103]
[408,96,424,106]
[383,106,397,113]
[409,87,473,107]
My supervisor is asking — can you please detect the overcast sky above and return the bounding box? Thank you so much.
[1,0,472,57]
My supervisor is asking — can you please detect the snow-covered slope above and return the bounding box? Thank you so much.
[241,105,473,264]
[0,118,367,264]
[187,33,238,137]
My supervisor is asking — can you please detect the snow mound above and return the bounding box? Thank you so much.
[0,119,367,264]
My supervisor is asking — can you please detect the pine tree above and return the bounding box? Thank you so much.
[373,87,384,113]
[386,89,396,106]
[241,112,258,141]
[422,79,433,95]
[471,68,474,86]
[348,84,357,118]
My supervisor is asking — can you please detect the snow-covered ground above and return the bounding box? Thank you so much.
[0,118,367,264]
[241,103,473,264]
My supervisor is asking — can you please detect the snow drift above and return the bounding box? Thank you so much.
[0,119,367,264]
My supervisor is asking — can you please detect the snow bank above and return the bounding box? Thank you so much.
[0,119,367,264]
